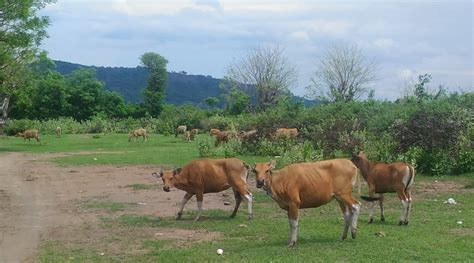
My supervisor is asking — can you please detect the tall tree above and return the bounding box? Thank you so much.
[309,43,376,102]
[140,52,168,116]
[0,0,53,130]
[225,46,297,110]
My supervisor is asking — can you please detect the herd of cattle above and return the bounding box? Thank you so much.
[14,125,414,247]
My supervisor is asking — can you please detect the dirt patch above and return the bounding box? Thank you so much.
[0,152,239,262]
[449,228,474,237]
[416,180,468,195]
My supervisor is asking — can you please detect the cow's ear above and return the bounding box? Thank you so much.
[269,160,276,169]
[173,167,182,177]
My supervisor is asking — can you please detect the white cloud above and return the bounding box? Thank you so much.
[290,31,310,42]
[110,0,217,16]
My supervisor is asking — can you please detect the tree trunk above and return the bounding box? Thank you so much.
[0,97,10,135]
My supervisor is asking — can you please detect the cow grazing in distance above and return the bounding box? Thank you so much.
[351,151,415,225]
[190,128,199,140]
[175,125,187,137]
[184,131,191,142]
[16,129,40,143]
[153,158,253,221]
[253,159,360,247]
[55,126,62,138]
[128,128,148,142]
[209,128,220,136]
[238,130,257,141]
[214,131,237,147]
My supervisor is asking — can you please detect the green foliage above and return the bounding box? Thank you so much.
[203,96,219,108]
[277,141,323,169]
[221,138,242,158]
[197,136,217,157]
[140,52,168,116]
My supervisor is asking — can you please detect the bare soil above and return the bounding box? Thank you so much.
[0,152,234,262]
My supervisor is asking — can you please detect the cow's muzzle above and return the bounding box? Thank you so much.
[163,186,171,192]
[256,179,264,188]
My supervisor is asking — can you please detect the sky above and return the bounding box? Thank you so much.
[39,0,473,100]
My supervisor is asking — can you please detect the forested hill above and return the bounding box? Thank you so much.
[53,60,316,107]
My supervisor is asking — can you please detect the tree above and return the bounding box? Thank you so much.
[140,52,168,117]
[66,69,103,121]
[309,43,376,102]
[204,96,219,108]
[0,0,53,129]
[226,88,250,115]
[225,46,297,110]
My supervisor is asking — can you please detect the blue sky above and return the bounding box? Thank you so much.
[40,0,473,100]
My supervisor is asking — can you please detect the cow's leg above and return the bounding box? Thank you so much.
[350,201,361,239]
[336,199,351,241]
[176,192,193,220]
[337,194,360,240]
[232,184,253,220]
[195,191,204,221]
[379,194,385,222]
[404,190,412,225]
[397,191,409,225]
[287,202,300,248]
[230,189,242,218]
[367,186,376,223]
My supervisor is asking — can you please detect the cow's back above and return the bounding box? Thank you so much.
[179,158,245,194]
[271,159,357,209]
[372,162,410,193]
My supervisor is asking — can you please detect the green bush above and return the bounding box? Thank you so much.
[197,136,217,157]
[277,141,323,169]
[4,119,37,135]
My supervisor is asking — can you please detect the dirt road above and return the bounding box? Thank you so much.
[0,152,232,262]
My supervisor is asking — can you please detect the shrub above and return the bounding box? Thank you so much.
[197,136,217,157]
[4,119,37,135]
[277,141,323,169]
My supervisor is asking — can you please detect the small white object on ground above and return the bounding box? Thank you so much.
[93,158,98,161]
[99,252,105,256]
[457,221,463,225]
[223,201,231,205]
[217,248,224,255]
[445,198,456,205]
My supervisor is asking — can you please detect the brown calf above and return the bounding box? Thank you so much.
[190,128,199,140]
[128,128,148,142]
[175,125,187,137]
[153,158,253,221]
[254,159,360,247]
[184,131,191,142]
[274,128,298,139]
[351,151,415,225]
[16,129,40,143]
[209,128,220,136]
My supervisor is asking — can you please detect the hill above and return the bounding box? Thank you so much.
[53,60,316,107]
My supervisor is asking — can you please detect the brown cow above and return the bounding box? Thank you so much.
[214,131,237,147]
[209,128,220,136]
[16,129,40,143]
[238,130,257,141]
[128,128,148,142]
[190,128,199,140]
[175,125,187,137]
[152,158,253,221]
[274,128,298,139]
[351,151,415,225]
[254,159,360,247]
[184,131,191,142]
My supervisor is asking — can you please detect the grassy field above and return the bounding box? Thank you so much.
[1,134,473,261]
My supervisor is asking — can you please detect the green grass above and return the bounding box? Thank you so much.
[39,186,474,262]
[81,200,132,212]
[0,133,270,166]
[2,134,473,261]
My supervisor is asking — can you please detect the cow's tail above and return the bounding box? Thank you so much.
[351,167,361,195]
[360,195,382,201]
[405,165,415,192]
[243,162,250,180]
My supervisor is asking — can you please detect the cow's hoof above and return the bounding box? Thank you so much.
[351,231,357,239]
[340,235,347,241]
[381,217,385,222]
[176,213,182,220]
[229,214,236,218]
[248,214,253,220]
[403,221,409,225]
[398,220,403,226]
[368,218,373,224]
[287,241,296,248]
